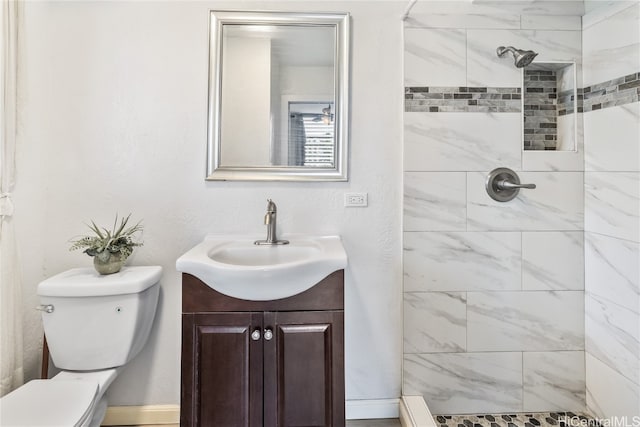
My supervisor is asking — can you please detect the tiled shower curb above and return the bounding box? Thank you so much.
[401,396,438,427]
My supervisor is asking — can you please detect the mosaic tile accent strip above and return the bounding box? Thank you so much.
[524,69,558,150]
[434,412,601,427]
[582,72,640,112]
[405,87,521,112]
[557,89,580,116]
[404,72,639,115]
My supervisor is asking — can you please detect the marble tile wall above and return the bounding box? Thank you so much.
[403,12,586,415]
[582,2,640,419]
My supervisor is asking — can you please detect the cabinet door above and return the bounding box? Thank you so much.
[181,312,263,427]
[263,311,345,427]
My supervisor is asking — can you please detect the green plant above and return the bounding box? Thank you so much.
[69,214,143,262]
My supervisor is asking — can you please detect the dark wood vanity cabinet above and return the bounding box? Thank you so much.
[181,271,345,427]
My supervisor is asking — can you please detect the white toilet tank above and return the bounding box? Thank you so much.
[37,266,162,371]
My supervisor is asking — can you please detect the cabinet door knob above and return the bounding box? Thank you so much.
[264,328,273,341]
[251,329,261,341]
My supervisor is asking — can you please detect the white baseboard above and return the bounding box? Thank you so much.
[102,397,429,425]
[345,398,400,420]
[101,404,179,426]
[400,395,437,427]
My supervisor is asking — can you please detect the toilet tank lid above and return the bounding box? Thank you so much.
[38,266,163,297]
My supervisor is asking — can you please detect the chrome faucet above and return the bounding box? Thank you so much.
[255,199,289,245]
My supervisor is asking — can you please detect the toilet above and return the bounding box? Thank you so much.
[0,265,162,427]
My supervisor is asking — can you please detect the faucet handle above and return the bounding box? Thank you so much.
[266,199,276,212]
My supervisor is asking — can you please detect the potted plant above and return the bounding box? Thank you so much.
[69,214,143,275]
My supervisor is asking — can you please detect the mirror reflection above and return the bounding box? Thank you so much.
[220,25,335,167]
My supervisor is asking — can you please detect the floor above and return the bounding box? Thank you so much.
[347,419,402,427]
[434,412,599,427]
[109,412,600,427]
[111,422,402,427]
[110,421,402,427]
[346,412,600,427]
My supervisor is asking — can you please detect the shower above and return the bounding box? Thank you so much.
[496,45,538,67]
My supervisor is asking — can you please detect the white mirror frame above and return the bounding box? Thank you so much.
[206,10,350,181]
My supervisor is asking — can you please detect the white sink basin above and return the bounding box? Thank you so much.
[176,235,348,301]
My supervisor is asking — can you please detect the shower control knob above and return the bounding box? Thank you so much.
[485,167,536,202]
[264,329,273,341]
[251,329,261,341]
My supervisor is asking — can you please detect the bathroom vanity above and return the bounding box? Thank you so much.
[180,270,345,427]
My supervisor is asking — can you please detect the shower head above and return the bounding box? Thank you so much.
[496,46,539,68]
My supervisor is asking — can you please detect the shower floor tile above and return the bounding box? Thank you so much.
[434,412,600,427]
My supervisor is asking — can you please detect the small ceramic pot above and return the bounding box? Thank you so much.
[93,252,125,275]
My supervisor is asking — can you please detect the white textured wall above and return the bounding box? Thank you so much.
[15,0,403,407]
[583,2,640,419]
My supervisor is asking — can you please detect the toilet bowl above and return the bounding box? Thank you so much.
[0,266,162,427]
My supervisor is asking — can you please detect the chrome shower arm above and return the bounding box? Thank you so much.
[496,46,516,57]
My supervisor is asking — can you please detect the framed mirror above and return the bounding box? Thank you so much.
[207,11,350,181]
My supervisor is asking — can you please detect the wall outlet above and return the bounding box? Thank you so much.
[344,192,368,207]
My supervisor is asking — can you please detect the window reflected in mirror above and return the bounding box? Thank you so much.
[286,102,335,167]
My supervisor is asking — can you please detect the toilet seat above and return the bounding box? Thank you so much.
[0,379,98,427]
